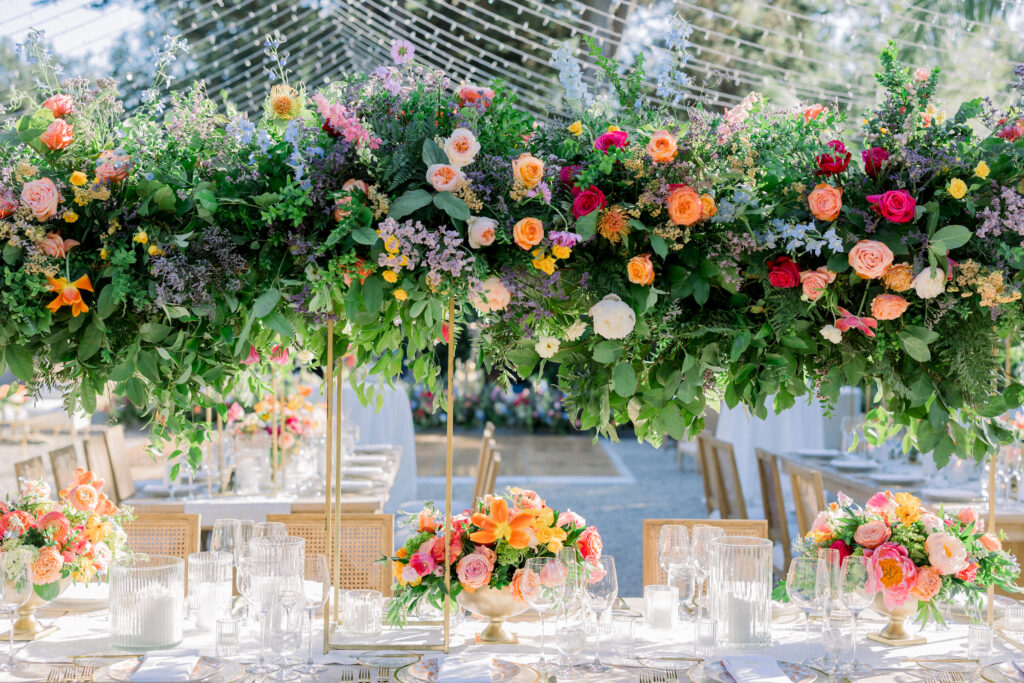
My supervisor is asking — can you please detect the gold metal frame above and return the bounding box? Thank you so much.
[323,297,456,653]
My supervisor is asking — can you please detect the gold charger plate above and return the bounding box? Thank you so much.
[394,661,540,683]
[981,662,1024,683]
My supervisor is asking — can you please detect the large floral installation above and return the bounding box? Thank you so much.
[2,29,1024,469]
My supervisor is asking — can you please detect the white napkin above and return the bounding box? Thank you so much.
[722,656,791,683]
[411,656,508,683]
[129,653,201,682]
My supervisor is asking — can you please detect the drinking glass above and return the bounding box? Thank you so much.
[839,555,877,673]
[216,618,241,658]
[694,618,718,657]
[658,525,690,575]
[583,555,617,673]
[254,522,287,538]
[340,590,383,636]
[238,555,280,675]
[294,555,329,675]
[786,558,822,666]
[690,525,723,618]
[610,614,635,660]
[643,585,678,631]
[812,548,842,668]
[210,519,239,556]
[968,624,993,659]
[187,551,233,631]
[236,520,255,560]
[268,591,302,681]
[822,610,853,680]
[522,557,566,670]
[0,551,31,671]
[1006,604,1024,633]
[554,609,587,680]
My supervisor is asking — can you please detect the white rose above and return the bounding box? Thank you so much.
[296,349,315,364]
[443,127,480,168]
[820,324,842,344]
[466,216,497,249]
[912,268,946,299]
[535,336,560,359]
[564,320,587,341]
[472,275,511,314]
[589,294,636,340]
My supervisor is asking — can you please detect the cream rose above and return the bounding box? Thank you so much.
[20,177,62,222]
[820,324,842,344]
[472,275,511,314]
[444,128,480,168]
[426,164,462,192]
[535,336,560,359]
[564,320,587,341]
[466,216,497,249]
[912,268,946,299]
[589,294,636,340]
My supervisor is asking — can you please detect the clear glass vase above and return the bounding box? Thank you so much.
[110,555,185,650]
[708,536,773,647]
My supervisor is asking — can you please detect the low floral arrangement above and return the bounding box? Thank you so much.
[1,469,133,600]
[0,383,28,409]
[408,376,571,433]
[782,491,1020,622]
[226,384,323,455]
[387,488,600,623]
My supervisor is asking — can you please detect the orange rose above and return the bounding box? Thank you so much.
[626,254,655,285]
[39,119,74,151]
[95,150,130,183]
[700,194,717,220]
[848,240,894,279]
[909,565,942,601]
[511,153,544,188]
[68,484,98,512]
[980,533,1002,552]
[881,263,913,291]
[31,546,63,585]
[870,294,909,320]
[808,183,842,221]
[513,217,543,250]
[804,104,826,121]
[666,185,702,226]
[645,130,677,163]
[418,508,437,534]
[799,266,836,301]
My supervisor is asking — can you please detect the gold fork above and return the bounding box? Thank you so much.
[377,665,391,682]
[46,666,72,683]
[339,669,354,682]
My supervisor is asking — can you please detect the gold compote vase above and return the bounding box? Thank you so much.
[9,578,70,641]
[866,593,926,646]
[456,585,529,644]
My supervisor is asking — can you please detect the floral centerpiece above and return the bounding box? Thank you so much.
[226,384,322,456]
[0,383,28,410]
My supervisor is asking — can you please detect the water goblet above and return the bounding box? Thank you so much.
[294,555,329,675]
[690,525,723,619]
[554,609,587,680]
[839,555,877,673]
[268,591,302,681]
[0,551,32,672]
[583,555,617,673]
[522,557,566,671]
[786,557,821,666]
[237,555,280,675]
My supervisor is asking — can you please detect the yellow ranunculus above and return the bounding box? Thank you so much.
[133,231,148,245]
[148,245,164,257]
[568,121,582,136]
[382,269,398,283]
[948,178,967,199]
[531,254,556,276]
[70,171,87,187]
[393,288,408,301]
[607,125,620,132]
[551,245,571,259]
[975,161,990,179]
[63,211,78,223]
[99,248,109,260]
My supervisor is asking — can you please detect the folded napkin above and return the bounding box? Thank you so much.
[408,656,514,683]
[1015,661,1024,676]
[129,653,201,682]
[722,656,791,683]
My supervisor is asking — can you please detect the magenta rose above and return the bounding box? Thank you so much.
[816,140,851,176]
[830,539,851,563]
[577,526,603,561]
[571,185,607,219]
[408,551,437,577]
[862,147,890,179]
[559,165,581,188]
[593,130,628,153]
[766,256,800,288]
[867,189,916,223]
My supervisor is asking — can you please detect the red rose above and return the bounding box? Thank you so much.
[956,561,978,582]
[560,165,581,189]
[996,119,1023,143]
[830,539,852,563]
[571,185,607,219]
[862,147,890,179]
[867,189,916,223]
[594,130,628,153]
[766,256,801,288]
[816,140,851,176]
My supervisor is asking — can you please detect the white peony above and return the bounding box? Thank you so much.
[443,128,481,168]
[820,324,842,344]
[535,336,560,359]
[589,294,636,340]
[912,268,946,299]
[564,320,587,341]
[466,216,497,249]
[471,275,511,314]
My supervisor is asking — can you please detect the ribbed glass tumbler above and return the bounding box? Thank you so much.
[109,555,185,650]
[708,536,773,647]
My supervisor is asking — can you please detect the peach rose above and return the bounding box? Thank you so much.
[700,194,717,220]
[31,546,63,585]
[91,542,111,570]
[627,254,654,285]
[466,216,496,249]
[666,185,702,226]
[443,127,480,168]
[40,119,74,151]
[804,104,826,121]
[808,183,842,221]
[510,566,538,601]
[472,275,511,314]
[959,507,982,531]
[342,178,369,194]
[799,266,836,301]
[456,552,493,593]
[882,263,913,291]
[980,533,1002,552]
[925,532,969,575]
[68,484,99,512]
[853,520,891,549]
[418,508,438,534]
[910,565,942,601]
[646,130,677,163]
[95,150,130,183]
[577,526,603,561]
[870,294,909,320]
[848,240,894,279]
[21,178,62,222]
[42,94,73,118]
[426,164,462,192]
[512,217,543,250]
[511,153,544,188]
[38,232,80,259]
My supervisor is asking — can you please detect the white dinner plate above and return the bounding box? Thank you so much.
[793,448,842,459]
[399,658,521,683]
[919,487,985,503]
[869,472,927,486]
[981,661,1024,682]
[341,465,388,479]
[106,656,223,682]
[49,581,109,610]
[337,479,378,492]
[700,659,815,683]
[348,454,390,466]
[831,458,878,472]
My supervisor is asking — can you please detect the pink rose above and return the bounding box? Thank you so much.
[799,266,836,300]
[557,510,586,528]
[40,119,74,151]
[577,526,602,561]
[91,542,112,570]
[853,520,891,549]
[862,147,890,179]
[571,185,606,219]
[467,217,496,249]
[958,507,982,531]
[509,489,544,512]
[867,189,916,223]
[408,551,437,577]
[95,150,131,183]
[42,94,73,118]
[867,542,918,609]
[593,130,628,153]
[474,546,497,566]
[471,275,511,314]
[20,177,62,222]
[924,532,969,576]
[456,552,493,592]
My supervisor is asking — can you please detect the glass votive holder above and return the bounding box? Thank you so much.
[644,585,679,631]
[695,617,718,657]
[1006,604,1024,632]
[611,614,636,658]
[216,617,241,658]
[187,551,233,631]
[968,624,993,659]
[340,589,384,636]
[109,555,185,650]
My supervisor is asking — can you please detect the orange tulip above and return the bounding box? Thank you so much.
[469,498,533,549]
[45,275,93,317]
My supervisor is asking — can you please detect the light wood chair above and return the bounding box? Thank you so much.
[267,513,394,595]
[642,519,769,586]
[480,452,501,499]
[48,443,80,491]
[103,425,137,502]
[755,448,792,575]
[991,516,1024,597]
[13,456,48,491]
[696,434,746,519]
[786,462,826,537]
[124,513,201,593]
[471,424,496,503]
[83,434,119,504]
[677,408,719,469]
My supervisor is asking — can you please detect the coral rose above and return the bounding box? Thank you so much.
[571,186,607,219]
[848,240,894,279]
[510,566,538,602]
[456,552,493,593]
[509,488,544,512]
[870,294,909,320]
[882,263,913,291]
[980,533,1002,552]
[40,119,74,151]
[910,566,942,601]
[458,85,495,109]
[36,511,71,545]
[21,177,62,222]
[799,266,836,300]
[577,526,603,561]
[957,562,979,582]
[924,532,969,575]
[466,216,497,249]
[557,509,586,528]
[700,194,717,219]
[862,147,891,179]
[594,130,628,153]
[95,150,130,183]
[804,104,826,121]
[418,508,438,534]
[512,153,544,188]
[471,275,511,314]
[42,94,73,118]
[0,192,16,219]
[807,183,842,221]
[867,189,916,223]
[627,254,654,286]
[867,542,918,609]
[426,164,462,192]
[0,510,36,536]
[766,256,800,288]
[68,484,99,512]
[959,507,982,530]
[666,184,702,226]
[39,232,79,259]
[589,294,636,340]
[31,546,63,585]
[853,520,891,549]
[512,217,543,250]
[646,130,677,163]
[816,140,851,176]
[443,127,480,168]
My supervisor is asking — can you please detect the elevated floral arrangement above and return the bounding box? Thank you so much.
[1,469,132,599]
[780,491,1020,622]
[225,376,324,456]
[387,488,599,622]
[2,28,1024,469]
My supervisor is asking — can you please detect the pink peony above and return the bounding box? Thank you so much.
[577,526,602,561]
[408,551,437,577]
[867,542,918,609]
[853,519,891,549]
[924,532,969,576]
[866,492,893,515]
[593,130,628,153]
[456,552,493,592]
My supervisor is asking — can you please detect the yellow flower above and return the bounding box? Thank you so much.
[948,178,967,199]
[383,236,400,254]
[551,244,571,259]
[268,84,302,120]
[568,121,582,136]
[531,254,556,275]
[99,248,109,260]
[607,125,620,132]
[879,127,889,135]
[893,492,922,525]
[975,161,990,179]
[393,288,408,301]
[69,171,87,187]
[62,211,78,223]
[85,514,111,544]
[133,231,148,245]
[382,269,398,283]
[148,245,164,257]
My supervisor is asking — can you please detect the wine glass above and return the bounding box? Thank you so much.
[294,555,329,675]
[0,551,32,671]
[811,547,842,668]
[236,520,255,562]
[238,555,280,675]
[268,591,302,681]
[210,519,238,556]
[786,557,822,666]
[690,525,723,618]
[583,555,617,674]
[522,557,566,671]
[659,525,693,621]
[254,522,287,538]
[556,548,582,612]
[822,609,852,681]
[554,607,587,681]
[840,556,877,673]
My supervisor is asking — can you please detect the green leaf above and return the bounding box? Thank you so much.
[649,234,668,259]
[97,286,116,320]
[592,341,622,364]
[575,211,598,239]
[409,300,428,318]
[153,186,177,213]
[692,277,710,306]
[659,403,687,441]
[33,581,60,602]
[351,226,379,245]
[3,244,23,266]
[928,225,971,253]
[389,189,433,220]
[612,363,637,397]
[253,288,281,318]
[109,359,134,382]
[730,329,751,361]
[78,324,103,361]
[137,350,162,383]
[139,322,173,343]
[5,346,33,381]
[263,310,294,339]
[422,138,448,166]
[899,332,932,362]
[362,277,383,314]
[125,377,147,408]
[432,192,470,222]
[253,192,282,207]
[826,253,850,273]
[781,336,809,352]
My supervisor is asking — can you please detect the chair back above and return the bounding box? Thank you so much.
[266,513,394,595]
[103,425,137,502]
[472,426,496,502]
[642,519,769,586]
[83,434,118,504]
[786,462,826,537]
[482,451,501,499]
[48,443,80,491]
[992,516,1024,597]
[13,456,48,491]
[755,448,792,575]
[696,434,746,519]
